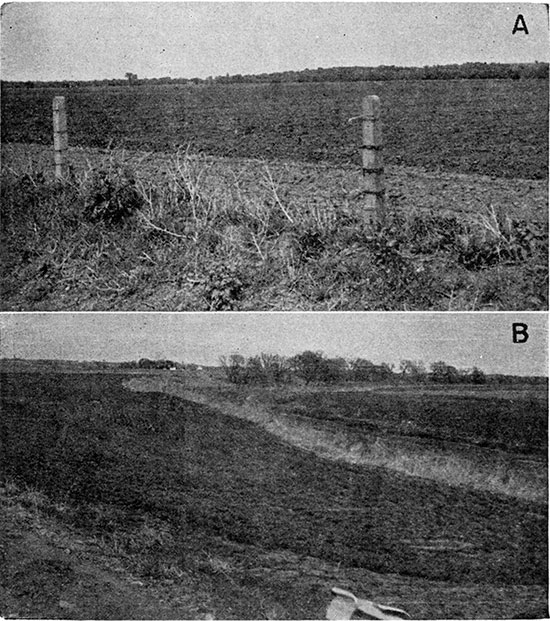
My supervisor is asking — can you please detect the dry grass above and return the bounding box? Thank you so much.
[1,143,547,310]
[259,414,546,504]
[126,377,547,504]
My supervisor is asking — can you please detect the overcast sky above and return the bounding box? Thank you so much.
[0,313,547,375]
[1,3,548,81]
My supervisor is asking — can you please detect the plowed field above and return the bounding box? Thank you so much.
[2,79,548,179]
[1,371,547,618]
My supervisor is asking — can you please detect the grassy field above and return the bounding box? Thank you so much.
[1,79,548,311]
[1,370,547,619]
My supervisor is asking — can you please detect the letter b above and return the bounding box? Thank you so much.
[512,323,529,343]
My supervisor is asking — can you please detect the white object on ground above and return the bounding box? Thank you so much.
[327,587,410,620]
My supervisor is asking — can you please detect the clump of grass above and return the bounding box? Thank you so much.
[455,205,547,270]
[1,476,73,524]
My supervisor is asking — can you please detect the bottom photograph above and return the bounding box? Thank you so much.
[0,312,547,620]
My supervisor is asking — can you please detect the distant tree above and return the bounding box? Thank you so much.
[259,353,290,385]
[321,357,349,384]
[351,358,377,382]
[430,361,461,384]
[241,356,262,384]
[118,360,139,369]
[469,366,486,385]
[220,352,290,386]
[289,350,325,385]
[125,72,138,86]
[430,361,449,383]
[378,362,395,382]
[220,354,247,384]
[444,365,460,384]
[400,360,427,383]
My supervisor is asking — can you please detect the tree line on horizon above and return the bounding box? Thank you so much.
[218,351,541,387]
[2,61,547,90]
[0,355,546,386]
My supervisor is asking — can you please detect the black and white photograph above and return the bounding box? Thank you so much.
[1,2,549,620]
[1,2,548,311]
[0,312,548,619]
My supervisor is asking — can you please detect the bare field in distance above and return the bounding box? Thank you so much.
[2,79,548,179]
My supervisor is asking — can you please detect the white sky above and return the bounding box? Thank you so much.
[0,312,547,375]
[1,3,548,81]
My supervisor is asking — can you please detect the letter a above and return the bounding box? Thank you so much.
[512,14,529,35]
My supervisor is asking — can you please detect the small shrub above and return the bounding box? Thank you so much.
[297,230,325,261]
[201,262,246,310]
[456,235,502,269]
[1,170,79,233]
[503,219,547,262]
[456,216,547,271]
[404,212,464,254]
[81,166,144,225]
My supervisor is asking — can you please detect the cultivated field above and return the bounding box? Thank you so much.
[1,370,547,619]
[2,80,548,178]
[1,80,548,310]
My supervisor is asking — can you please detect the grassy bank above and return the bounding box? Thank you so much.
[127,376,548,504]
[1,143,547,310]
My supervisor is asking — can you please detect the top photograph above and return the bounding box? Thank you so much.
[1,2,548,311]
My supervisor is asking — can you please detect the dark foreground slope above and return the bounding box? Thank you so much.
[1,372,547,619]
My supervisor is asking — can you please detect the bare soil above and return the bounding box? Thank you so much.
[3,142,547,222]
[1,370,547,619]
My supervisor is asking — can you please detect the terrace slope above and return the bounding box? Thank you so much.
[0,371,547,618]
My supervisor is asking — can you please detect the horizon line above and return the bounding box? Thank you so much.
[2,60,547,84]
[2,356,548,379]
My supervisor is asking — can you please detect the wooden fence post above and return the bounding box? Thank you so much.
[52,96,68,180]
[361,95,385,225]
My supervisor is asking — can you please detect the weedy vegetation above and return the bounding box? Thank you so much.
[1,145,547,310]
[1,78,548,310]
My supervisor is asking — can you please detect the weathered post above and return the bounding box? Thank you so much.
[360,95,385,225]
[52,96,68,180]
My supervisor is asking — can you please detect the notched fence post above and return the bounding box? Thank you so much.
[351,95,386,225]
[52,96,68,180]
